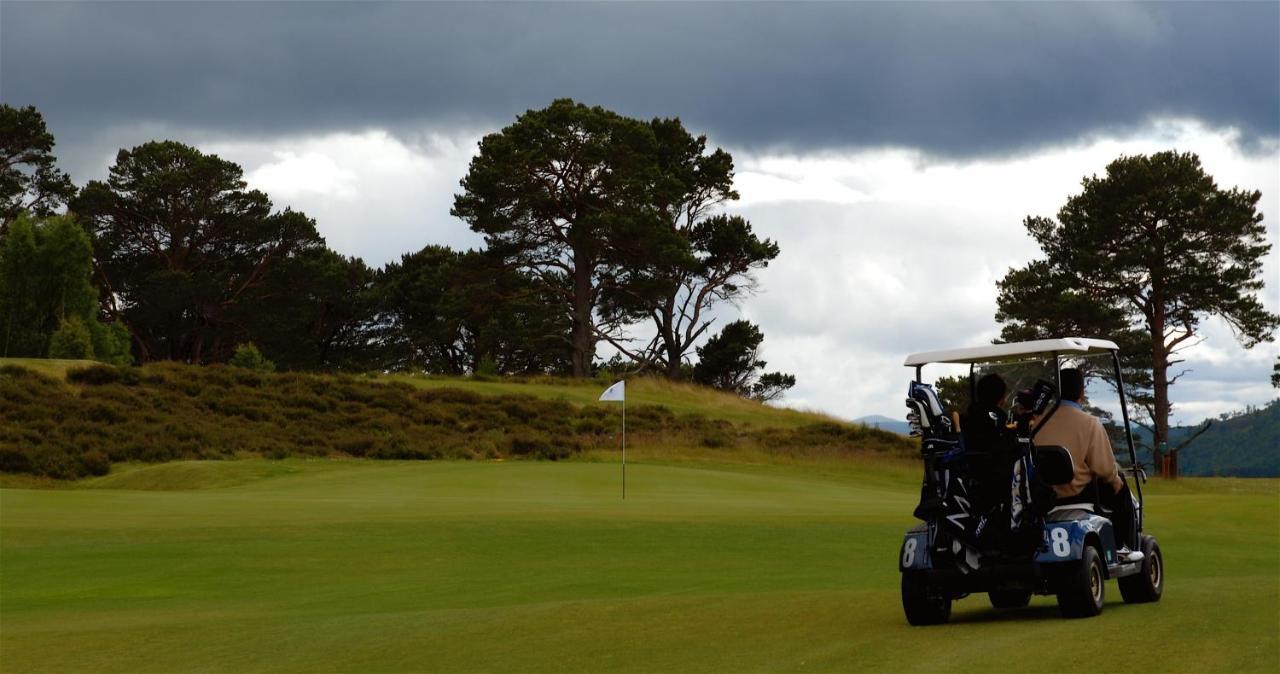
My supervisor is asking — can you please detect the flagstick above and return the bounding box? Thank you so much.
[621,392,626,500]
[598,380,627,500]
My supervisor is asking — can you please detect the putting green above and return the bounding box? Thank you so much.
[1,460,1276,672]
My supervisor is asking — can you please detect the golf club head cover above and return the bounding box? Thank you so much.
[906,382,951,435]
[1025,378,1057,415]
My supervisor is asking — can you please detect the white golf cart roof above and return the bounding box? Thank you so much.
[903,337,1119,367]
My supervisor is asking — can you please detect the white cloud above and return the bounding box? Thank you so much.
[246,151,359,200]
[725,119,1278,425]
[735,158,871,206]
[202,129,487,263]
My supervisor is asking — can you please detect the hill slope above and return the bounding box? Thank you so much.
[0,360,912,479]
[1177,400,1279,477]
[1124,400,1279,477]
[383,371,839,429]
[0,357,97,379]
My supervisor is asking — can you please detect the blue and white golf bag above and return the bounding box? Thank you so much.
[907,383,987,572]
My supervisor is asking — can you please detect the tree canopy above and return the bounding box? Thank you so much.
[596,118,777,378]
[73,141,326,363]
[453,99,780,382]
[376,247,570,375]
[0,104,75,232]
[237,247,379,371]
[0,102,794,401]
[996,151,1277,476]
[452,99,664,377]
[692,320,795,402]
[0,213,129,364]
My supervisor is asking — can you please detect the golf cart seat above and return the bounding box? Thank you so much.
[1033,445,1111,516]
[1033,444,1074,485]
[1053,479,1116,516]
[1034,445,1116,515]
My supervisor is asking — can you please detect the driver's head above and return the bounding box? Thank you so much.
[1060,368,1086,404]
[975,373,1007,409]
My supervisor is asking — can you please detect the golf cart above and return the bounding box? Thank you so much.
[898,338,1164,624]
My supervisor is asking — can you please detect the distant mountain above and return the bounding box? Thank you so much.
[855,415,912,436]
[1113,401,1277,477]
[1134,400,1280,477]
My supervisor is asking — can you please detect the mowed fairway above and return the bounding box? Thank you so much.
[1,460,1276,673]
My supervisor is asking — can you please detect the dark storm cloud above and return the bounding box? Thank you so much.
[2,1,1277,158]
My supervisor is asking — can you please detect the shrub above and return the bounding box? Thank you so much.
[573,417,609,435]
[68,364,140,386]
[0,360,913,479]
[48,317,94,359]
[701,432,733,448]
[229,343,275,372]
[475,356,499,377]
[415,388,483,406]
[0,446,32,473]
[27,445,80,479]
[80,449,111,476]
[507,430,578,460]
[88,320,133,366]
[84,401,127,424]
[507,430,552,457]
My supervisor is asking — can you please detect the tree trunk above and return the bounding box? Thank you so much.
[1150,309,1172,478]
[661,299,681,379]
[569,248,594,378]
[1152,353,1172,477]
[129,322,151,363]
[665,340,682,379]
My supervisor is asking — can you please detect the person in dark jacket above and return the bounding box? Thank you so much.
[962,373,1016,544]
[964,373,1010,451]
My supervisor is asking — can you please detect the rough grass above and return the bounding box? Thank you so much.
[0,362,912,479]
[0,356,96,379]
[1,460,1274,673]
[383,372,840,429]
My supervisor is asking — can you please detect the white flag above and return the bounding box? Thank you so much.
[599,380,625,402]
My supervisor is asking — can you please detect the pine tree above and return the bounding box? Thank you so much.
[996,152,1277,476]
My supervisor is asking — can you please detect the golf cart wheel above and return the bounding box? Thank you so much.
[902,572,951,625]
[988,589,1032,609]
[1119,537,1164,604]
[1056,545,1105,618]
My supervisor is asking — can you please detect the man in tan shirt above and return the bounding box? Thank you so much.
[1034,368,1139,560]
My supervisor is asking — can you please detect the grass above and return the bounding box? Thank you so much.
[383,372,838,429]
[2,459,1275,673]
[0,357,96,380]
[1,357,1274,670]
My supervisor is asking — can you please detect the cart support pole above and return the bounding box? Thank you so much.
[1112,350,1143,518]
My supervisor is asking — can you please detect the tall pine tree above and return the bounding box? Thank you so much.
[996,151,1277,476]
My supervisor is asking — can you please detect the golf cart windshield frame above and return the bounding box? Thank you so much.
[905,338,1143,512]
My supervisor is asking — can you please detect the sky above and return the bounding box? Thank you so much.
[3,1,1277,424]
